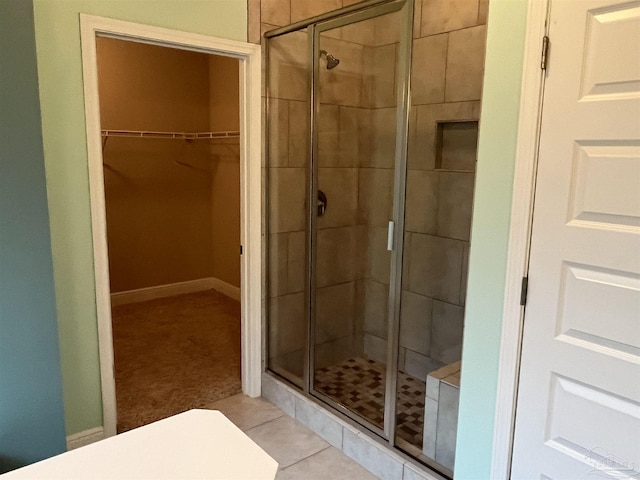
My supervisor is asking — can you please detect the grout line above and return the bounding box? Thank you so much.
[244,413,284,435]
[278,445,333,473]
[442,32,450,103]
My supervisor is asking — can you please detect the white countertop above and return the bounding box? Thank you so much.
[2,409,278,479]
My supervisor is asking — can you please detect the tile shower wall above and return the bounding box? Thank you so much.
[315,23,370,369]
[315,14,404,368]
[263,2,406,375]
[266,28,310,379]
[259,0,487,380]
[401,0,486,381]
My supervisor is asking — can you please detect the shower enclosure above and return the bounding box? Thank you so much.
[266,0,478,476]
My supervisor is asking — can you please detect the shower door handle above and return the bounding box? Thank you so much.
[387,221,395,251]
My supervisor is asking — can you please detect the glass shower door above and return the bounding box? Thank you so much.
[266,27,311,387]
[310,1,410,435]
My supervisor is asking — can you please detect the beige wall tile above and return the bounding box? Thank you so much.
[362,46,375,108]
[406,107,418,170]
[421,0,479,36]
[399,290,432,356]
[398,346,407,372]
[314,333,364,369]
[437,172,475,241]
[356,225,368,280]
[268,29,309,101]
[411,34,447,105]
[340,17,374,45]
[288,100,310,167]
[402,231,412,286]
[261,23,279,97]
[404,349,443,380]
[318,167,358,228]
[408,104,436,171]
[363,280,389,338]
[405,169,439,234]
[430,300,464,364]
[288,231,306,293]
[366,226,391,284]
[261,22,279,45]
[478,0,489,24]
[370,44,397,108]
[358,168,394,226]
[268,98,288,167]
[269,233,289,297]
[407,101,478,170]
[372,9,401,47]
[268,231,306,297]
[269,167,306,233]
[363,332,387,364]
[339,107,370,168]
[291,0,342,23]
[262,113,267,174]
[354,279,365,333]
[320,22,343,42]
[472,100,482,118]
[445,25,487,102]
[413,0,422,38]
[262,0,290,26]
[268,347,304,378]
[318,103,340,167]
[316,226,358,287]
[248,0,261,44]
[269,292,306,354]
[316,282,357,343]
[406,233,464,304]
[318,37,365,107]
[370,108,397,168]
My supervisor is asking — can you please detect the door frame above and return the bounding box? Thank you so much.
[489,0,550,477]
[79,14,262,438]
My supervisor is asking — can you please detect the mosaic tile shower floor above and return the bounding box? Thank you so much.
[314,356,425,448]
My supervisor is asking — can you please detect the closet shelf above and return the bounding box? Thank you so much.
[101,129,240,140]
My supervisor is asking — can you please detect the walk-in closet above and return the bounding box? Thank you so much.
[96,37,242,432]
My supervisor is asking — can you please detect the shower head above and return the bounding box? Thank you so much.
[319,49,340,70]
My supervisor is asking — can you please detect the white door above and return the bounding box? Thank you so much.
[511,0,640,478]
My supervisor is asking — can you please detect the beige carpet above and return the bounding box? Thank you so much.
[112,289,241,433]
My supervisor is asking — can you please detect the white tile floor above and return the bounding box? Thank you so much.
[209,394,380,479]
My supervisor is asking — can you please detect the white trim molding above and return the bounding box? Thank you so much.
[110,277,241,306]
[66,427,105,451]
[80,14,262,438]
[490,0,550,478]
[208,277,241,301]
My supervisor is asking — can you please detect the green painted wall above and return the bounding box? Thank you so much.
[32,0,247,436]
[455,0,528,477]
[0,0,67,471]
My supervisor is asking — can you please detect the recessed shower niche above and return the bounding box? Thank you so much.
[435,121,479,171]
[265,0,486,476]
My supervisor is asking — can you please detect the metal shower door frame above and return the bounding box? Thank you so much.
[264,0,414,450]
[307,0,414,444]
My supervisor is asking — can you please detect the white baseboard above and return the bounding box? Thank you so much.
[66,426,105,451]
[110,277,240,306]
[208,277,241,301]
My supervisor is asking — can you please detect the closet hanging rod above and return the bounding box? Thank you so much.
[100,129,240,140]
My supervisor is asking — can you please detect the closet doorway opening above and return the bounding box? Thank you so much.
[97,37,242,434]
[81,15,262,439]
